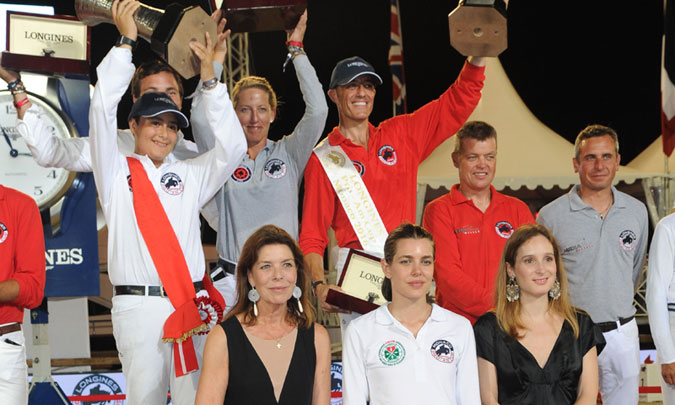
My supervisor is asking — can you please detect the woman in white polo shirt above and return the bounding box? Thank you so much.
[342,223,480,405]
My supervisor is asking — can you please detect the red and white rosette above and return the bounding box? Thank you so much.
[195,291,224,335]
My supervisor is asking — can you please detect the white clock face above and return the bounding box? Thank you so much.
[0,91,75,208]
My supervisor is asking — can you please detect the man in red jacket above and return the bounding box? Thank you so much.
[300,55,486,329]
[0,185,46,404]
[423,121,534,324]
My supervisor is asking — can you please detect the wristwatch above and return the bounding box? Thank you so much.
[115,35,137,50]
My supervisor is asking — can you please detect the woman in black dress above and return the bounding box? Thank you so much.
[473,223,605,405]
[195,225,331,405]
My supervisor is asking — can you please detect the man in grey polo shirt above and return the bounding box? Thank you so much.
[537,124,647,405]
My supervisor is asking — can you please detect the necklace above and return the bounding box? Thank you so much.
[598,197,613,220]
[276,338,282,349]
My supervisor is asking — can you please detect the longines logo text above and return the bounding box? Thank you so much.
[24,31,74,43]
[45,248,83,270]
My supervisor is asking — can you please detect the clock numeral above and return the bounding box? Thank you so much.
[34,186,43,196]
[47,170,57,179]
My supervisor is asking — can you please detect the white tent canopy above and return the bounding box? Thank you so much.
[627,135,673,174]
[417,59,656,192]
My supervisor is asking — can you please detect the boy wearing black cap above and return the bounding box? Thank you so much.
[89,2,246,404]
[300,54,486,329]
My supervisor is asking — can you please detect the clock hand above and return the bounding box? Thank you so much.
[1,126,19,157]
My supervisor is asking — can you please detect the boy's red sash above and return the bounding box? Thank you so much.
[126,157,224,377]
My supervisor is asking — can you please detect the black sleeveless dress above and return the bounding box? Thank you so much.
[473,311,605,405]
[220,316,316,405]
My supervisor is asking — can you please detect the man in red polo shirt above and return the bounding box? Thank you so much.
[300,55,485,324]
[0,184,45,404]
[423,121,533,324]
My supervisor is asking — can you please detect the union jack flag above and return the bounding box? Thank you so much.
[389,0,407,116]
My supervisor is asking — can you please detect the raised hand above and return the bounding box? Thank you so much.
[287,9,307,44]
[111,0,140,42]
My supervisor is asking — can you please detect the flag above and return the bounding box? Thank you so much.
[662,0,675,156]
[389,0,407,116]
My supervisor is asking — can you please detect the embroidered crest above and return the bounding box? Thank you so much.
[324,150,346,167]
[619,230,637,251]
[264,158,287,179]
[352,160,366,177]
[0,222,7,244]
[378,145,397,165]
[232,165,252,182]
[378,340,405,366]
[495,221,514,238]
[431,339,455,363]
[160,172,184,195]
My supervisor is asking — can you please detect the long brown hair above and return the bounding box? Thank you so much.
[226,225,315,328]
[494,223,579,338]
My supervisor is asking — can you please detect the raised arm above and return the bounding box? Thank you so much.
[280,11,328,179]
[89,0,138,204]
[188,21,247,206]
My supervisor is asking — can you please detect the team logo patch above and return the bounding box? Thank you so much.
[0,222,7,244]
[431,339,455,363]
[330,362,343,404]
[160,172,184,195]
[264,158,287,179]
[72,373,123,405]
[495,221,514,238]
[232,165,252,182]
[619,230,637,251]
[126,175,133,191]
[378,340,405,366]
[378,145,397,165]
[352,160,365,177]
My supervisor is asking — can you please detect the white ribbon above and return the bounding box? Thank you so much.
[314,140,388,257]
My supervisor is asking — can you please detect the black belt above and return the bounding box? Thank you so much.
[210,258,236,282]
[0,323,21,337]
[596,316,634,333]
[114,281,204,297]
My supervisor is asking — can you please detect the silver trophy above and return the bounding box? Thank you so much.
[75,0,216,78]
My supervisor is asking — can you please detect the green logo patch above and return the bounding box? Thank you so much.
[378,340,406,366]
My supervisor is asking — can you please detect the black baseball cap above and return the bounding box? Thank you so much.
[128,92,189,128]
[329,56,383,89]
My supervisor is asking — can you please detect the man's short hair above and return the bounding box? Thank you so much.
[453,121,497,154]
[131,60,184,99]
[573,124,619,160]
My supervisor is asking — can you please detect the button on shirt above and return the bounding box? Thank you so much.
[342,304,480,405]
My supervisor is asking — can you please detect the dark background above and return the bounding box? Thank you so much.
[18,0,665,163]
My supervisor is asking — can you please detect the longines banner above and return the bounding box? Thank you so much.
[7,12,88,59]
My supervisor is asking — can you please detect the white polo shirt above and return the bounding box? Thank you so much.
[342,303,480,405]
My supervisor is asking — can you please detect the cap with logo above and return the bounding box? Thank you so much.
[128,91,189,128]
[329,56,383,89]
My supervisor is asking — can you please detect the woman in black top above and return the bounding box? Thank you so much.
[473,223,605,405]
[195,225,331,404]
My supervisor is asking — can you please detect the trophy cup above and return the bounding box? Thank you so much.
[448,0,507,57]
[221,0,306,33]
[75,0,216,79]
